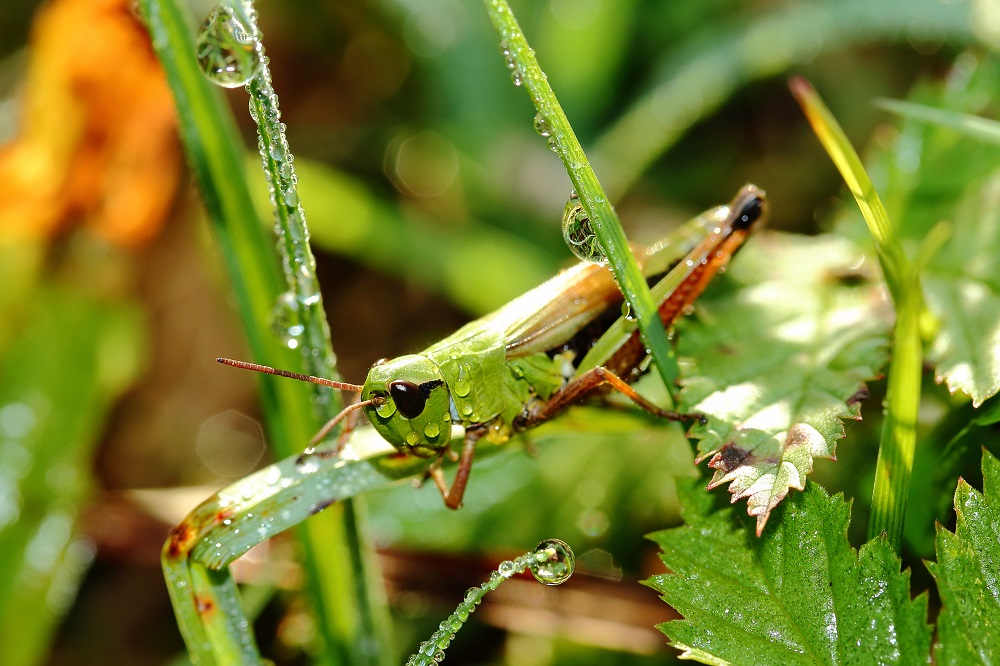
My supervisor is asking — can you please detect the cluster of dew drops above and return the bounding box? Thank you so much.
[405,539,575,665]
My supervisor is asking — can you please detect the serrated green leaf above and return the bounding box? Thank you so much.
[647,480,931,665]
[928,449,1000,664]
[922,171,1000,406]
[678,233,891,533]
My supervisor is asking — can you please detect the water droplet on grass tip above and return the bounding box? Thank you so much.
[530,539,575,585]
[196,3,261,88]
[562,194,607,265]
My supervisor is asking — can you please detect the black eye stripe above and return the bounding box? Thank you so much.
[419,380,444,397]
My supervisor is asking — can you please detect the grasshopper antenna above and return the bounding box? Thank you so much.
[217,358,364,393]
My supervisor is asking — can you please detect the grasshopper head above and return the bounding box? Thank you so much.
[361,355,452,457]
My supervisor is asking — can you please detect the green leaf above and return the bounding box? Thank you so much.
[678,232,891,533]
[647,479,932,665]
[928,449,1000,664]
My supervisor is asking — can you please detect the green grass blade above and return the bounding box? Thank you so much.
[875,98,1000,145]
[484,0,681,394]
[138,0,390,662]
[791,77,922,552]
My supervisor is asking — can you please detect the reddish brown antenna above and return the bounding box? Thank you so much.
[216,358,363,392]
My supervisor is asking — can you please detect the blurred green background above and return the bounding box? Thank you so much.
[0,0,989,663]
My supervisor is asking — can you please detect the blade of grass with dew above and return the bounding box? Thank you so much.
[239,4,393,661]
[791,77,922,551]
[138,0,391,663]
[483,0,681,395]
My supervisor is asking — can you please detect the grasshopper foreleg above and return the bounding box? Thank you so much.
[429,426,485,509]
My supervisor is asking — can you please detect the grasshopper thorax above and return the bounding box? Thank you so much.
[361,354,452,457]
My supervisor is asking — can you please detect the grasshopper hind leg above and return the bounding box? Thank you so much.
[519,366,705,430]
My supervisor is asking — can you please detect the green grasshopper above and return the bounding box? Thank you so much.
[220,184,765,508]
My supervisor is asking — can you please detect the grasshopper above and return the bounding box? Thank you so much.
[221,184,765,508]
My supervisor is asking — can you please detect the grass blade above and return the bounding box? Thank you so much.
[791,77,922,551]
[484,0,681,395]
[138,0,390,662]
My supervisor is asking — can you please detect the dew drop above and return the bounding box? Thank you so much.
[375,400,396,419]
[530,539,575,585]
[561,193,607,265]
[270,291,304,349]
[405,430,420,446]
[460,403,473,416]
[511,70,524,87]
[532,113,551,138]
[498,560,517,579]
[195,2,261,88]
[453,377,471,398]
[424,422,440,438]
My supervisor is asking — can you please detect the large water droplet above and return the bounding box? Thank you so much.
[562,193,607,265]
[533,113,551,137]
[270,291,304,349]
[530,539,575,585]
[375,400,396,419]
[196,3,261,88]
[424,422,440,438]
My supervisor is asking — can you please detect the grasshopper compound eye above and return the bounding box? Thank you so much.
[389,380,426,419]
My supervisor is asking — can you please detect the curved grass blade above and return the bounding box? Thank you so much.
[791,77,922,551]
[137,0,390,662]
[875,98,1000,146]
